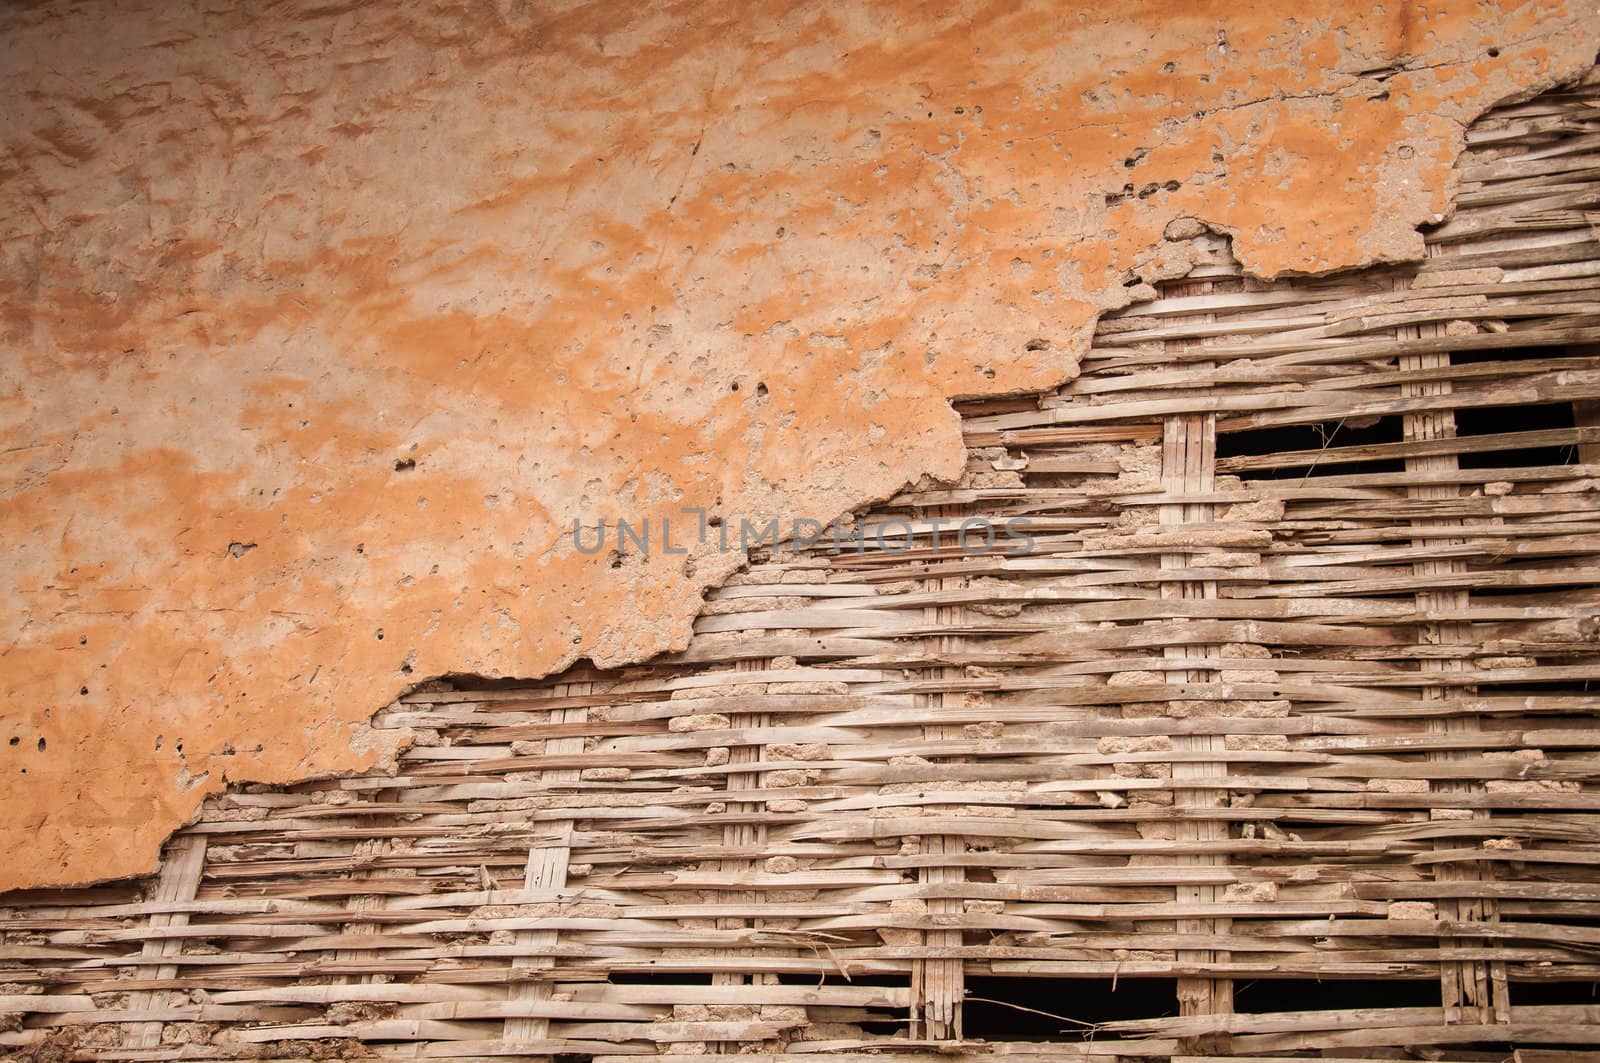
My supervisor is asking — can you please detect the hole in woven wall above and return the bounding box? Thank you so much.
[1450,344,1578,366]
[962,976,1177,1041]
[1453,401,1578,469]
[1448,344,1592,467]
[606,971,714,985]
[1233,977,1440,1013]
[1215,415,1406,479]
[1469,583,1600,607]
[1510,979,1600,1005]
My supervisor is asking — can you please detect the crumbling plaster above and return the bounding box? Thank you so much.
[1,0,1597,889]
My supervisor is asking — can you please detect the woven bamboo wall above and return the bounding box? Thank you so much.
[5,71,1600,1062]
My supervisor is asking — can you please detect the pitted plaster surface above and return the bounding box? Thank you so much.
[1,0,1596,889]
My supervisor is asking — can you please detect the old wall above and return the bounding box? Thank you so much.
[1,0,1597,890]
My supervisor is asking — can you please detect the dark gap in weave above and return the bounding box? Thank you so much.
[1215,415,1406,478]
[1455,401,1577,469]
[606,971,715,984]
[1233,976,1441,1013]
[962,976,1178,1041]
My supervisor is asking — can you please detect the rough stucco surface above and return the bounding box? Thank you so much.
[1,1,1597,890]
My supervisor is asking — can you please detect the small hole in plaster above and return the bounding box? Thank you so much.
[8,737,17,747]
[1024,339,1050,353]
[37,738,45,753]
[394,458,416,472]
[79,686,88,696]
[730,381,740,391]
[375,629,385,641]
[356,543,365,554]
[78,636,86,646]
[1488,47,1500,58]
[756,382,769,398]
[226,541,256,559]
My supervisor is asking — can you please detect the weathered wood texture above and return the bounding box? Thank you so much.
[4,72,1600,1062]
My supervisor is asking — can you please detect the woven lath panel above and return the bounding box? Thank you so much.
[5,73,1600,1062]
